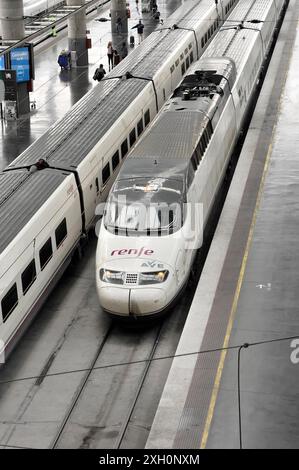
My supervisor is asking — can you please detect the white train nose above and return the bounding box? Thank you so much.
[130,288,167,315]
[98,286,130,315]
[98,286,167,316]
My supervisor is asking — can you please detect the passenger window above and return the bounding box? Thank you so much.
[191,154,197,171]
[204,128,211,144]
[175,59,179,67]
[55,218,67,249]
[186,57,190,69]
[206,122,213,139]
[39,238,53,270]
[22,260,37,295]
[163,88,166,101]
[129,128,136,147]
[121,139,128,159]
[1,283,18,322]
[201,37,204,48]
[190,51,194,63]
[144,109,150,127]
[137,118,143,136]
[197,141,203,159]
[96,177,99,193]
[102,162,110,184]
[193,150,200,166]
[112,150,120,170]
[204,33,208,43]
[187,164,195,188]
[181,63,185,76]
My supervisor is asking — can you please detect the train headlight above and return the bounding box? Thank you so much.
[100,269,124,285]
[139,270,169,285]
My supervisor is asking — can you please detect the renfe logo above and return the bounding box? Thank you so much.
[111,247,154,257]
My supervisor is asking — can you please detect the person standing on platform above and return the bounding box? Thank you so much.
[113,50,121,67]
[120,42,128,60]
[107,41,114,71]
[131,19,144,44]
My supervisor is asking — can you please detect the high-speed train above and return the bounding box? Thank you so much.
[0,0,240,358]
[96,0,287,318]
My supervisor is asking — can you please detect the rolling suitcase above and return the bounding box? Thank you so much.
[130,35,135,47]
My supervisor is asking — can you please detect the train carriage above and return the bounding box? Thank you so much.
[0,0,240,356]
[95,0,287,318]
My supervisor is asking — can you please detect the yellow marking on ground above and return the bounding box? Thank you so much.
[200,17,296,446]
[200,139,274,449]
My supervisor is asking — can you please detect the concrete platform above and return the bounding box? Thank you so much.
[0,0,180,170]
[146,0,299,450]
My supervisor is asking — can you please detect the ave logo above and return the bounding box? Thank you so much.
[141,260,164,268]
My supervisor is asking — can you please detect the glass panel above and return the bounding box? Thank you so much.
[102,162,110,184]
[55,218,67,248]
[112,151,120,170]
[104,177,185,236]
[1,283,18,322]
[22,260,37,294]
[39,238,53,271]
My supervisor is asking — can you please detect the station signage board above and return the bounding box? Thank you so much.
[0,55,5,70]
[10,47,30,83]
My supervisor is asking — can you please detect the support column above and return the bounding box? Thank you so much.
[111,0,128,49]
[0,0,30,116]
[0,0,25,39]
[66,0,88,67]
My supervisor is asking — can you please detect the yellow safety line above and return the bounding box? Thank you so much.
[200,138,274,449]
[200,9,298,450]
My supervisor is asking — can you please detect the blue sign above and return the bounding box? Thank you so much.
[10,47,30,83]
[0,55,5,70]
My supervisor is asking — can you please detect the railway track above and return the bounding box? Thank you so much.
[51,322,114,448]
[50,319,168,449]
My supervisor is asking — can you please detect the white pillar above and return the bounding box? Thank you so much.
[0,0,25,39]
[66,0,88,66]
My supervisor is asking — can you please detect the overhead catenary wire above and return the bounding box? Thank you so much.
[0,334,298,449]
[0,334,298,386]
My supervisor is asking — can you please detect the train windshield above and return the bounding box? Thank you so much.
[104,177,184,236]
